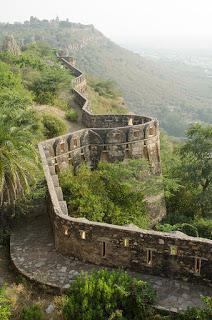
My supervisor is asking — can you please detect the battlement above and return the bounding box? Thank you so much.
[38,55,212,285]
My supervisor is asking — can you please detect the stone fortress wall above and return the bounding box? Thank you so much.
[38,55,212,285]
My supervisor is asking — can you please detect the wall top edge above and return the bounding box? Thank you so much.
[56,211,212,245]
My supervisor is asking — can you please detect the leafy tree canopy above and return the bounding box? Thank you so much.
[158,125,212,239]
[59,160,163,228]
[63,269,156,320]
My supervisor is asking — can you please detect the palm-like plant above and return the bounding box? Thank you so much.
[0,112,40,206]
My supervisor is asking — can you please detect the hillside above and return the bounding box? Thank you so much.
[0,18,212,136]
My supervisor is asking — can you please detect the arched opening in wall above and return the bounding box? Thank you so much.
[194,257,201,274]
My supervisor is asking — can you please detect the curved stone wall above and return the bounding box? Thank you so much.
[38,55,212,285]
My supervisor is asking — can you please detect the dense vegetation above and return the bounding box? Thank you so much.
[1,270,212,320]
[0,32,211,319]
[1,18,212,136]
[63,269,156,320]
[0,41,74,206]
[59,124,212,238]
[157,124,212,239]
[59,160,163,228]
[0,40,74,108]
[62,270,212,320]
[0,40,124,210]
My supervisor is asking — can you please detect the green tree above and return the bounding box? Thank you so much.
[62,269,156,320]
[158,126,212,238]
[180,124,212,217]
[42,113,67,138]
[59,160,151,228]
[0,114,40,205]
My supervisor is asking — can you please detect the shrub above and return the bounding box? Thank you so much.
[34,91,54,104]
[62,269,156,320]
[176,296,212,320]
[0,286,11,320]
[53,97,69,110]
[194,219,212,239]
[20,304,44,320]
[155,224,177,233]
[0,88,32,110]
[161,211,193,225]
[155,223,199,237]
[90,79,121,98]
[30,66,73,105]
[65,109,78,122]
[42,113,67,138]
[177,223,198,237]
[59,161,150,228]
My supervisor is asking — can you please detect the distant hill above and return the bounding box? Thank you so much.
[1,17,212,136]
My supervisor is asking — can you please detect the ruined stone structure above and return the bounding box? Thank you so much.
[38,55,212,285]
[2,35,20,55]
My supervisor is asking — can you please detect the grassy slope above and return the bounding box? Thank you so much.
[1,19,212,136]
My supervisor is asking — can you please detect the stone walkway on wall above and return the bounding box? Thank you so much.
[10,214,212,313]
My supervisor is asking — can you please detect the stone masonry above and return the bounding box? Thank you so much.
[38,54,212,285]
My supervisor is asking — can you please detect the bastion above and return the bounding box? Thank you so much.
[38,55,212,285]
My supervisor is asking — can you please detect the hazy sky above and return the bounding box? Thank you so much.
[1,0,212,47]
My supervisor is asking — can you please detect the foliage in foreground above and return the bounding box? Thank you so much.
[19,304,44,320]
[0,112,40,205]
[62,269,156,320]
[59,160,162,228]
[0,286,11,320]
[62,270,212,320]
[42,113,67,138]
[175,296,212,320]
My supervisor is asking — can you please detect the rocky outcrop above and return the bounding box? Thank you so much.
[2,35,20,55]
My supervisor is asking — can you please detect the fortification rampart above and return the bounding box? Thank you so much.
[38,55,212,285]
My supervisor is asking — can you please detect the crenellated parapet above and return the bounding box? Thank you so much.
[38,55,212,285]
